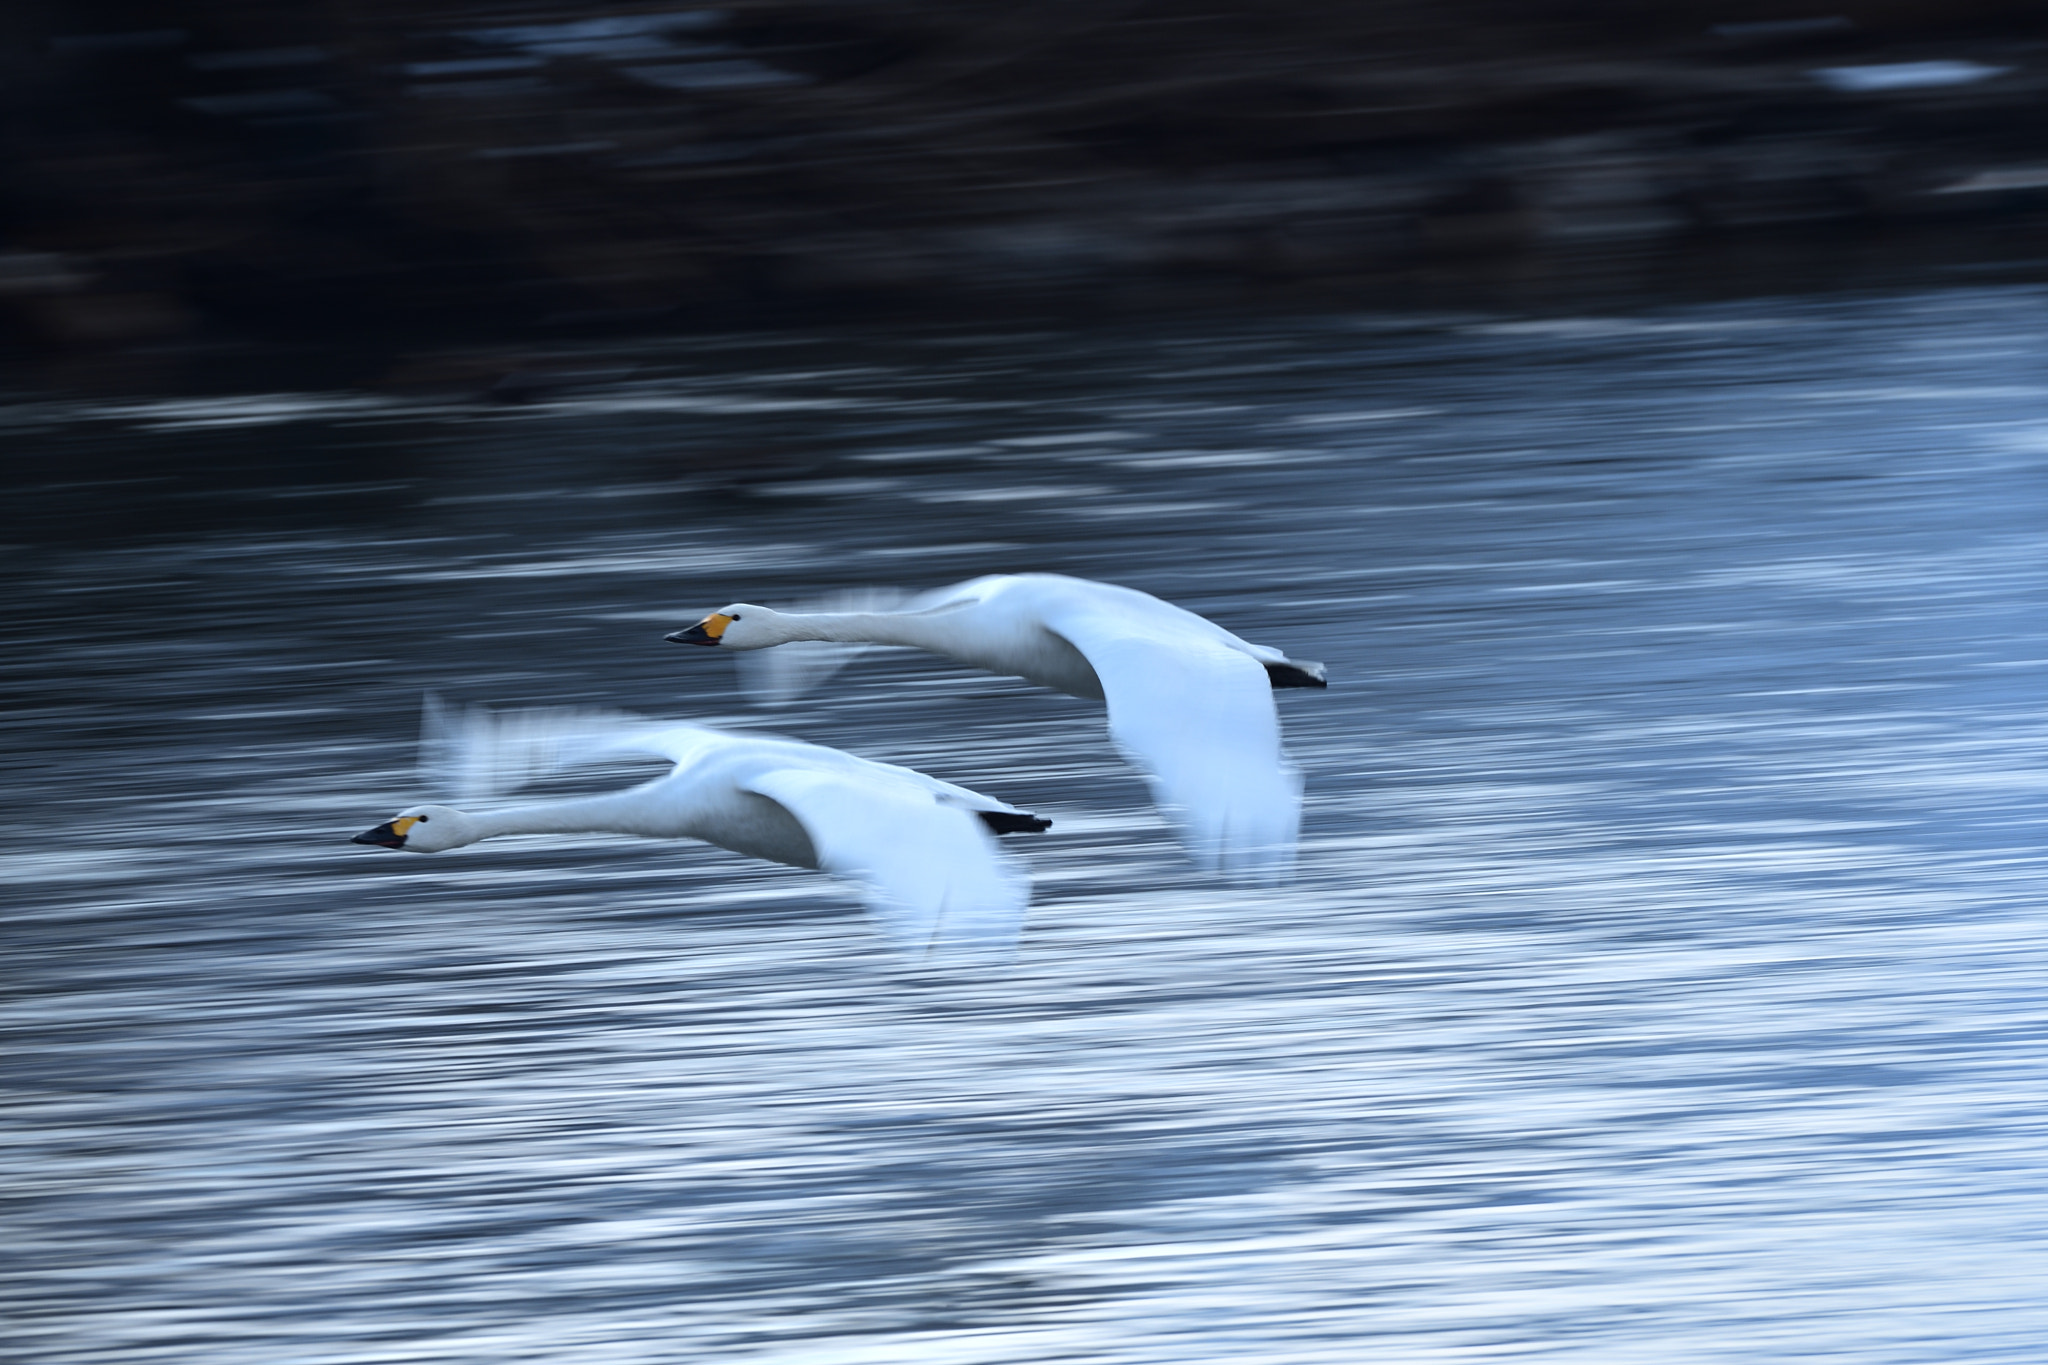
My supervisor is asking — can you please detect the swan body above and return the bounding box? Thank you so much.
[351,702,1048,955]
[667,574,1324,878]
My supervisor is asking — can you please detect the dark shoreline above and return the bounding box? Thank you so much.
[5,1,2046,390]
[10,223,2048,403]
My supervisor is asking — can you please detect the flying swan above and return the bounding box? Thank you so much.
[350,700,1049,956]
[666,573,1324,878]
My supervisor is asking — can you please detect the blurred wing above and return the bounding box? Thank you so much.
[1046,613,1302,879]
[742,767,1029,959]
[736,639,869,708]
[420,696,702,802]
[736,587,915,707]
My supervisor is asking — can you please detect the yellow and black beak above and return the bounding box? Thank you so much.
[351,815,418,849]
[665,612,732,647]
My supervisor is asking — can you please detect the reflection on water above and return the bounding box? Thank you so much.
[5,289,2047,1363]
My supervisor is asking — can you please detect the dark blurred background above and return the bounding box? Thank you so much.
[4,0,2045,381]
[10,12,2048,1358]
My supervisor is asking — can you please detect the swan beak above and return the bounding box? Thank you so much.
[351,818,412,849]
[666,613,730,646]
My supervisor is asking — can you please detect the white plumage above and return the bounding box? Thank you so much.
[350,700,1045,957]
[668,573,1324,879]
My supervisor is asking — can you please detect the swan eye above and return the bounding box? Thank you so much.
[729,613,742,621]
[417,814,429,823]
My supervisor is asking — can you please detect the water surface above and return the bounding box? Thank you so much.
[4,289,2046,1362]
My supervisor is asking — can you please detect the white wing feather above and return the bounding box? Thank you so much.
[420,698,1034,821]
[736,587,916,706]
[420,696,703,802]
[1044,612,1302,880]
[743,766,1029,958]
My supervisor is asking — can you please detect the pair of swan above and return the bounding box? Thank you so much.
[354,574,1325,954]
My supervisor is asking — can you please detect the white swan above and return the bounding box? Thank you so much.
[665,573,1324,878]
[349,701,1049,956]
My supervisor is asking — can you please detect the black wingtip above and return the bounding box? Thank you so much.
[1265,659,1328,689]
[977,810,1052,835]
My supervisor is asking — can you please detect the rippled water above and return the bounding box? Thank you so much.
[5,289,2047,1363]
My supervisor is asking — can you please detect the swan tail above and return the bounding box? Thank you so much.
[976,809,1052,835]
[1264,658,1328,689]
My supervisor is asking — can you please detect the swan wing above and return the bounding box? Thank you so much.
[420,696,1035,822]
[736,587,916,706]
[736,584,993,706]
[420,697,717,802]
[741,766,1030,957]
[1043,610,1302,879]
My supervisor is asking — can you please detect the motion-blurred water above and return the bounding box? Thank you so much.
[5,288,2046,1363]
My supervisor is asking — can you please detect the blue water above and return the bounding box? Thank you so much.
[4,287,2046,1362]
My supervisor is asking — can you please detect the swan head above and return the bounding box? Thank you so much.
[350,804,479,854]
[665,604,786,651]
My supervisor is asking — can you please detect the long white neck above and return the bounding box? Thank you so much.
[771,609,954,651]
[465,791,668,843]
